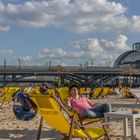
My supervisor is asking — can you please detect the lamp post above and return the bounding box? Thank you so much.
[18,58,21,69]
[4,58,6,69]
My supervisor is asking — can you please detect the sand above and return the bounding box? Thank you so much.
[0,95,140,140]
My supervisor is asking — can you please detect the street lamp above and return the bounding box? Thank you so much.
[4,58,6,69]
[18,58,21,69]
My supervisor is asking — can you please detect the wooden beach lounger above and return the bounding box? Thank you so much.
[30,93,111,140]
[129,88,140,104]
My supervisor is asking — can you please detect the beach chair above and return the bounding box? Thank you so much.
[33,87,54,95]
[57,87,70,104]
[30,93,111,140]
[91,88,102,98]
[128,88,140,104]
[34,87,41,94]
[79,87,91,97]
[47,88,55,95]
[0,89,19,108]
[121,87,133,98]
[100,87,110,98]
[107,88,114,95]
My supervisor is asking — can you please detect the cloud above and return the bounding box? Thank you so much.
[38,34,131,66]
[39,48,66,59]
[71,34,130,64]
[0,0,138,33]
[130,15,140,32]
[16,55,34,65]
[0,2,10,31]
[0,49,14,55]
[72,38,104,59]
[18,56,32,61]
[0,34,130,66]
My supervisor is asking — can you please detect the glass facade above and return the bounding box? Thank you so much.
[133,42,140,50]
[114,43,140,68]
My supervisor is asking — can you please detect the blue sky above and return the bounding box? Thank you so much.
[0,0,140,66]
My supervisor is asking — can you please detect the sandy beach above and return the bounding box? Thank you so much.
[0,95,140,140]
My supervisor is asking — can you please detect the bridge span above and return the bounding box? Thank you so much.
[0,65,139,87]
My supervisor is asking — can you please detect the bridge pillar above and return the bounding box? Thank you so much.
[12,74,16,81]
[3,75,6,85]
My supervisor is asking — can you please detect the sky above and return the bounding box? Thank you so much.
[0,0,140,66]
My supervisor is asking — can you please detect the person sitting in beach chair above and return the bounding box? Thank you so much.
[39,83,49,95]
[29,93,111,140]
[67,84,112,118]
[13,89,37,121]
[55,87,103,125]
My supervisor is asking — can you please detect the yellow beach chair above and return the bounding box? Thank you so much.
[121,87,133,98]
[0,91,15,108]
[30,94,111,140]
[91,88,102,98]
[57,87,70,104]
[0,87,21,108]
[100,87,110,98]
[79,87,91,97]
[34,87,41,94]
[108,88,114,95]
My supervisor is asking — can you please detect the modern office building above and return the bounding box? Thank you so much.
[114,42,140,68]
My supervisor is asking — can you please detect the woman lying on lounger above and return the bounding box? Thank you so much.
[67,84,112,118]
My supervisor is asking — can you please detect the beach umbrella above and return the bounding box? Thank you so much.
[121,68,140,87]
[121,68,140,75]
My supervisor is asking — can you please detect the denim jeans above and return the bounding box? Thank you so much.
[83,103,111,118]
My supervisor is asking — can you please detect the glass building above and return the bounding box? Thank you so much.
[114,42,140,68]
